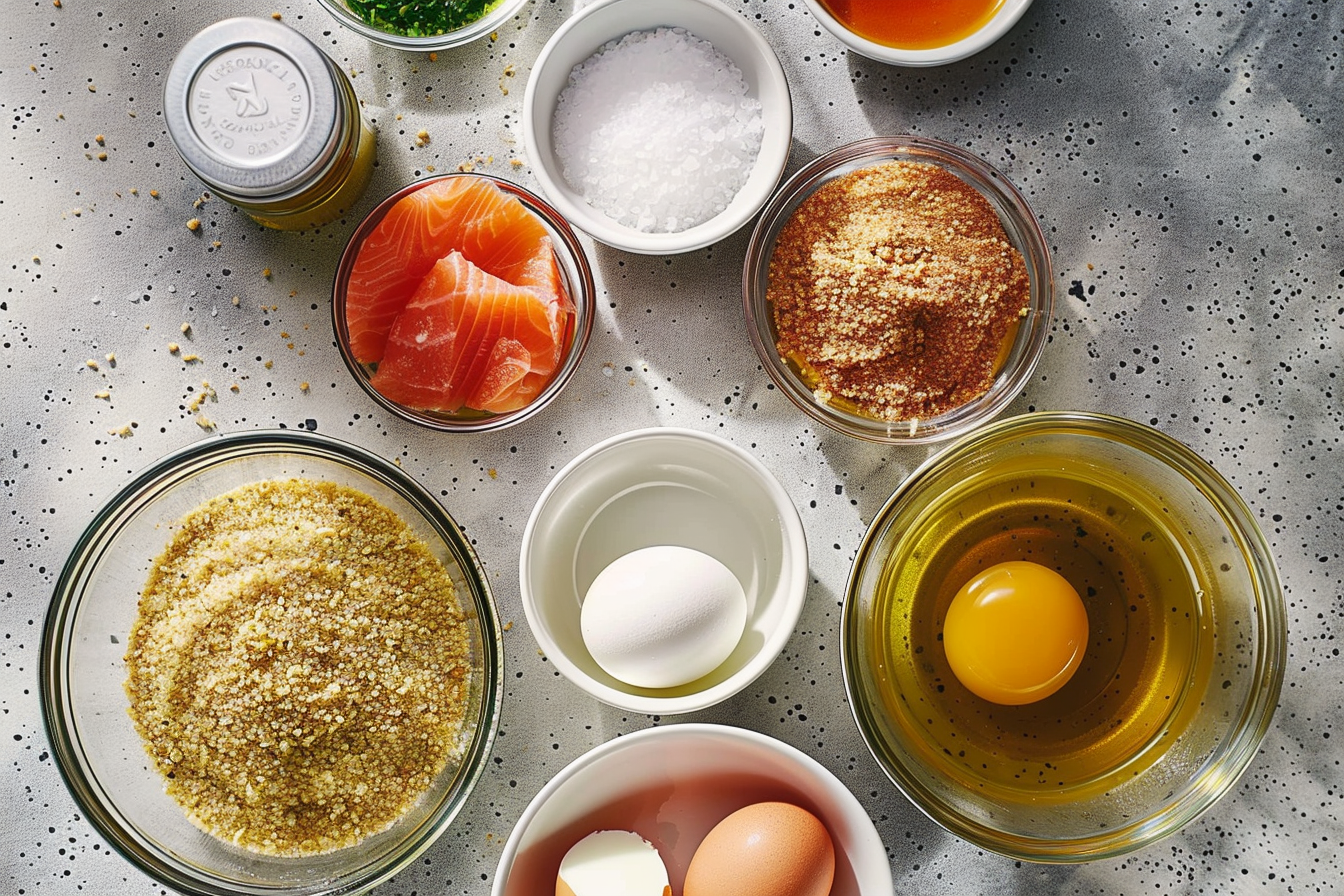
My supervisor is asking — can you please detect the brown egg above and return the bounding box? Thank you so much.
[683,801,835,896]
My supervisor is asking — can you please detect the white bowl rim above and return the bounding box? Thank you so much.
[801,0,1034,66]
[522,0,793,254]
[518,427,808,714]
[489,722,895,895]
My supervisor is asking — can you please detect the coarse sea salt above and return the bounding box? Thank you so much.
[552,27,765,234]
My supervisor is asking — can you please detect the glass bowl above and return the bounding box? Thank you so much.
[40,430,503,896]
[743,135,1052,444]
[841,412,1286,861]
[312,0,528,51]
[331,173,595,433]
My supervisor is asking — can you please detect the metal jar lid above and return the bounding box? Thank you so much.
[164,17,345,200]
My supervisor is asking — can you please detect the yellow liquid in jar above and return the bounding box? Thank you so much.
[871,458,1216,803]
[248,113,377,231]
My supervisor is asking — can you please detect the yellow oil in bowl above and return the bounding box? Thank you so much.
[871,454,1216,803]
[842,412,1285,861]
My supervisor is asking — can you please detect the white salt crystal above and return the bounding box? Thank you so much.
[552,27,765,234]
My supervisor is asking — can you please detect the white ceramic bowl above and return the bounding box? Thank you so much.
[522,0,793,254]
[491,724,894,896]
[519,428,807,713]
[803,0,1033,66]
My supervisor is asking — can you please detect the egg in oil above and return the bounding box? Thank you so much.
[870,456,1216,803]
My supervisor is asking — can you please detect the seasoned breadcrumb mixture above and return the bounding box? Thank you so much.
[768,160,1030,421]
[124,478,472,856]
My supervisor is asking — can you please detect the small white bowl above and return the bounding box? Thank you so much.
[519,428,807,714]
[491,723,894,896]
[522,0,793,254]
[803,0,1033,66]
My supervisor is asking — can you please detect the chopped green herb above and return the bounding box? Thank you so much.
[344,0,503,37]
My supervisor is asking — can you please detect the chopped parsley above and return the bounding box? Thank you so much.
[344,0,504,37]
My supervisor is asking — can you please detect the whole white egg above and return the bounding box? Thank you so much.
[580,545,748,689]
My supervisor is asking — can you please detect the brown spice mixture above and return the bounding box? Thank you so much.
[768,160,1030,421]
[124,478,472,856]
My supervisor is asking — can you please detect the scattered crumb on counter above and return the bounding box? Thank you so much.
[186,218,200,231]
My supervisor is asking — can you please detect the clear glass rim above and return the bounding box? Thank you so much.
[312,0,529,51]
[39,429,504,895]
[330,172,596,433]
[742,135,1054,444]
[839,411,1287,862]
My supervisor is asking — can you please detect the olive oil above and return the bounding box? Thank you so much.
[871,456,1215,803]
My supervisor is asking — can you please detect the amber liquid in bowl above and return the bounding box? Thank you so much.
[872,456,1216,802]
[818,0,1007,50]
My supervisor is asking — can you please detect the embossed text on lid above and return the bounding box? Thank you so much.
[187,45,314,171]
[164,17,342,199]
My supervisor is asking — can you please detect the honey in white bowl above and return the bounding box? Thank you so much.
[817,0,1007,50]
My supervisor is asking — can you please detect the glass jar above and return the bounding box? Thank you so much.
[164,17,376,231]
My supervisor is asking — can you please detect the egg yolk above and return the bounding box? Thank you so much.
[942,560,1089,705]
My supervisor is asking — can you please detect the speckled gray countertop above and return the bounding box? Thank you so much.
[3,0,1342,893]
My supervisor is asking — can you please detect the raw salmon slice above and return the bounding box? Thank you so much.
[370,252,560,414]
[345,176,568,365]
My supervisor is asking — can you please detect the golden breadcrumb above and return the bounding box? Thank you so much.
[124,479,473,856]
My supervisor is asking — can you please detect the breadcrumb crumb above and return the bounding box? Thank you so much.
[124,480,472,856]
